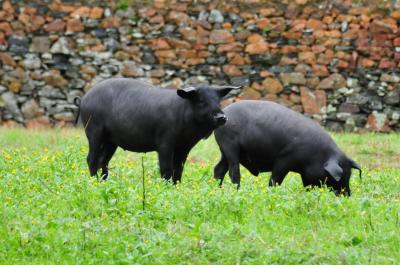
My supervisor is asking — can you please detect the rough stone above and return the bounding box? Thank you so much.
[279,72,307,86]
[121,61,145,77]
[209,10,224,23]
[0,92,23,122]
[21,99,44,119]
[317,73,347,89]
[300,87,326,114]
[50,37,74,55]
[209,30,234,44]
[25,116,51,129]
[30,37,51,53]
[366,111,391,132]
[262,78,283,94]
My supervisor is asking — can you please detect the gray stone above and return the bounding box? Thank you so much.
[30,37,51,53]
[21,99,44,119]
[0,85,7,93]
[50,37,74,55]
[0,92,23,122]
[198,10,209,21]
[67,90,84,104]
[22,54,42,69]
[8,36,29,54]
[38,86,66,99]
[341,21,349,32]
[54,112,75,122]
[384,90,400,104]
[209,10,224,23]
[279,72,307,86]
[380,73,400,83]
[347,78,359,88]
[338,102,360,113]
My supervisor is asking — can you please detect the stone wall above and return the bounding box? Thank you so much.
[0,0,399,132]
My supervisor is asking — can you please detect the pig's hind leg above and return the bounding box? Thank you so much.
[268,161,289,187]
[213,152,229,186]
[99,142,117,181]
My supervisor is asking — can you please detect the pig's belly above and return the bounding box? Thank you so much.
[109,131,158,153]
[239,148,276,175]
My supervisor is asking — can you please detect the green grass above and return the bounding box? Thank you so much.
[0,129,399,264]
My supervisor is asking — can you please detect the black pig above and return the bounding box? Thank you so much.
[213,100,361,196]
[79,78,237,183]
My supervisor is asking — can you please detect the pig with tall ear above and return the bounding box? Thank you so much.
[213,100,361,196]
[78,77,240,184]
[176,85,240,129]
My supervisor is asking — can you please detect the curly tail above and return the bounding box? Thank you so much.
[73,97,81,125]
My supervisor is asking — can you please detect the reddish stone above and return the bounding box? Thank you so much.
[44,19,66,32]
[300,87,326,114]
[262,78,283,94]
[101,16,121,28]
[260,70,274,78]
[228,53,248,65]
[378,59,396,68]
[366,112,390,132]
[167,11,190,25]
[166,37,191,49]
[222,22,232,29]
[317,73,346,89]
[0,52,16,66]
[196,26,210,44]
[178,49,196,58]
[209,30,234,44]
[90,7,104,19]
[279,56,298,65]
[282,31,302,39]
[155,50,176,58]
[43,70,68,87]
[245,42,269,54]
[149,69,165,78]
[2,1,14,14]
[71,6,91,19]
[66,18,84,33]
[149,15,164,25]
[138,7,157,18]
[391,10,400,19]
[306,18,324,30]
[322,16,334,24]
[317,50,334,65]
[370,18,397,34]
[358,58,376,68]
[2,120,20,128]
[289,93,301,104]
[151,38,170,50]
[0,36,10,49]
[312,64,329,77]
[179,27,197,41]
[260,8,276,17]
[185,58,205,66]
[0,22,12,35]
[281,45,298,54]
[256,18,269,30]
[394,37,400,46]
[298,51,316,64]
[197,51,212,58]
[240,86,261,100]
[336,60,349,69]
[291,19,306,31]
[223,65,242,76]
[325,30,341,38]
[217,42,243,52]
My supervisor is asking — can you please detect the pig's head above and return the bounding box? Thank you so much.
[323,156,361,196]
[177,85,239,128]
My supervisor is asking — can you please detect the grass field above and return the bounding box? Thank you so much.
[0,129,399,264]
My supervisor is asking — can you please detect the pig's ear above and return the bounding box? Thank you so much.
[177,87,197,99]
[324,160,343,182]
[216,86,241,98]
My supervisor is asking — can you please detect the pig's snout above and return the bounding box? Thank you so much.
[214,113,227,126]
